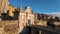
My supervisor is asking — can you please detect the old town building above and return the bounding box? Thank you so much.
[18,5,35,33]
[0,0,60,34]
[0,0,18,20]
[0,0,10,20]
[9,5,17,17]
[0,0,9,13]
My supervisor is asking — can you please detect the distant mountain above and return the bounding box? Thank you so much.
[50,14,60,19]
[46,12,60,18]
[50,14,60,17]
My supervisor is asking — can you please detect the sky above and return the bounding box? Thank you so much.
[10,0,60,14]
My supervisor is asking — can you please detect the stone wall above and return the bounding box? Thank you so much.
[37,20,47,26]
[0,20,18,34]
[34,20,47,26]
[54,22,60,26]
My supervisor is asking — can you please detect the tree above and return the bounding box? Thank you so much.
[55,17,59,21]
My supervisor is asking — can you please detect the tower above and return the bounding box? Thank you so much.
[18,3,27,34]
[20,3,22,12]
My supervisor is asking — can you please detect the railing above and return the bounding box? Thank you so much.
[30,25,60,34]
[19,25,60,34]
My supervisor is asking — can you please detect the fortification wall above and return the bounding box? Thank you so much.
[54,22,60,26]
[34,20,47,26]
[0,20,18,34]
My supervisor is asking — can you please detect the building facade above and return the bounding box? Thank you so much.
[0,0,17,20]
[0,0,9,14]
[19,6,35,33]
[9,5,16,17]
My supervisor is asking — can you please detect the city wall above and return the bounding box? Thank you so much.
[0,20,60,34]
[0,20,18,34]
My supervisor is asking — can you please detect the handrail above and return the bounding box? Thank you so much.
[30,25,60,34]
